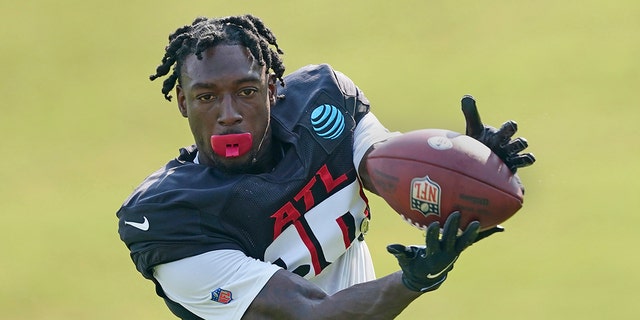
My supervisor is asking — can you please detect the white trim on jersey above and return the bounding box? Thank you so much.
[308,239,375,294]
[352,112,401,172]
[154,250,281,320]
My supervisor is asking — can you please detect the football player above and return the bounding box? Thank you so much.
[117,14,534,319]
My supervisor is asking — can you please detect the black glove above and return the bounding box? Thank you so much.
[475,225,504,243]
[387,212,480,292]
[461,95,536,173]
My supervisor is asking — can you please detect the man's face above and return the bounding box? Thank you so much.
[176,45,276,171]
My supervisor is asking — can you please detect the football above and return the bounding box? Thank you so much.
[366,129,524,231]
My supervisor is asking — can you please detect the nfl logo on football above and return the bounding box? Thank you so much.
[410,175,441,217]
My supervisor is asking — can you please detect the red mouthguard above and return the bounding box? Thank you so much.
[210,133,253,158]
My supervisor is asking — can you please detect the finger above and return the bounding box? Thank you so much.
[484,122,516,152]
[441,212,461,252]
[456,221,481,252]
[425,221,441,255]
[386,244,412,261]
[507,153,536,171]
[461,95,484,138]
[473,225,504,243]
[495,120,518,144]
[493,120,518,147]
[503,137,529,156]
[483,124,515,159]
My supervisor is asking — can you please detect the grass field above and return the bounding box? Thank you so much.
[1,0,639,319]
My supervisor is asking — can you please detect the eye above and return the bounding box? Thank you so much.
[238,88,258,97]
[196,94,216,102]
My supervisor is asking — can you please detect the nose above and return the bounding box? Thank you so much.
[217,97,243,126]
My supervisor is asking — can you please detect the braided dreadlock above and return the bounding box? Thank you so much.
[149,14,286,101]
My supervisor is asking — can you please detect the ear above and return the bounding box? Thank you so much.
[176,85,188,118]
[268,73,277,105]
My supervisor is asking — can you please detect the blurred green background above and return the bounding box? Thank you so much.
[1,0,638,319]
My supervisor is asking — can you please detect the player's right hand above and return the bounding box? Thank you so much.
[387,212,480,292]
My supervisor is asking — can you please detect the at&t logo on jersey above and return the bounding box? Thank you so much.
[310,104,345,140]
[410,175,441,217]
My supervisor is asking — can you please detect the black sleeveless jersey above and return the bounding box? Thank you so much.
[117,64,372,284]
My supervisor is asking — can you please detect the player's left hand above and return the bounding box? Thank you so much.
[461,95,536,173]
[387,212,480,292]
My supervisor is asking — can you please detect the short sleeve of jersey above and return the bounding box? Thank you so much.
[154,250,281,320]
[352,112,401,170]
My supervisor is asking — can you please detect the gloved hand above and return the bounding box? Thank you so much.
[461,95,536,173]
[387,212,480,292]
[475,225,504,243]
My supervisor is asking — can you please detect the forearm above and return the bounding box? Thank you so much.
[315,272,422,319]
[243,270,423,320]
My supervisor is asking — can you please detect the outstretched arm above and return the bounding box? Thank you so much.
[243,212,478,319]
[243,270,419,320]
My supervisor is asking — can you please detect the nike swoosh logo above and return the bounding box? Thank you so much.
[426,256,458,279]
[124,217,149,231]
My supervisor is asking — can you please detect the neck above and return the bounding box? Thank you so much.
[249,135,282,174]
